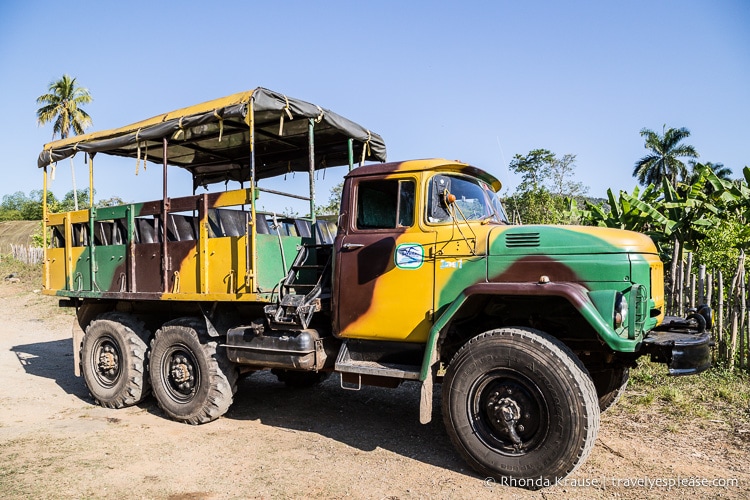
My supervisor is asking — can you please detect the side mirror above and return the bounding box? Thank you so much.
[442,190,457,206]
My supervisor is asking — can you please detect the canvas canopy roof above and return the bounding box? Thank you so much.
[38,88,387,188]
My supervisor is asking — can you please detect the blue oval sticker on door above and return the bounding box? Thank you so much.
[395,243,424,270]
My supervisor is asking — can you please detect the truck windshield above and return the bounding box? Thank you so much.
[427,174,507,224]
[484,184,510,224]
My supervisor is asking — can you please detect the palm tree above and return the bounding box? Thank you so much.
[36,75,93,210]
[632,126,699,188]
[709,162,733,181]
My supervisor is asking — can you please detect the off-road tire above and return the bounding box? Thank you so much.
[442,327,600,488]
[80,312,151,408]
[149,318,238,424]
[592,366,630,412]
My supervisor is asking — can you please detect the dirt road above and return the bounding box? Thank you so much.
[0,280,748,499]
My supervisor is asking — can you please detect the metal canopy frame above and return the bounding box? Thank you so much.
[40,88,386,295]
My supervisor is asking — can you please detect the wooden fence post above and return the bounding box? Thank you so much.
[718,271,724,361]
[677,259,684,317]
[728,251,745,366]
[690,273,696,310]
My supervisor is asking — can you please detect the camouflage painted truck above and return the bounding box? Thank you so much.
[37,88,712,487]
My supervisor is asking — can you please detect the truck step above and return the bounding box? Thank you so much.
[264,294,321,330]
[335,341,421,381]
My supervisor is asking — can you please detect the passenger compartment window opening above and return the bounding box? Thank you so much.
[355,179,415,230]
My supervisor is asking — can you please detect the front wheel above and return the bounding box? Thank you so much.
[442,327,600,488]
[149,318,237,424]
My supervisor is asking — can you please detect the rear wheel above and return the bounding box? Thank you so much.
[442,327,599,488]
[80,312,151,408]
[149,318,237,424]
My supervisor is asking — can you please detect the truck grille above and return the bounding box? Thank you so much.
[505,232,541,248]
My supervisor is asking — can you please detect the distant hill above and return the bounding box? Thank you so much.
[0,221,39,253]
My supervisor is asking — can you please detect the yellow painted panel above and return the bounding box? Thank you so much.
[68,210,89,224]
[47,213,66,225]
[213,189,254,208]
[46,248,67,291]
[645,253,665,324]
[174,247,199,294]
[206,236,247,295]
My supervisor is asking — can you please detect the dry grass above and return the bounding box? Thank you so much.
[621,358,750,435]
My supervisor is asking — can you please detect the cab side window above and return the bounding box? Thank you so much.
[356,179,415,230]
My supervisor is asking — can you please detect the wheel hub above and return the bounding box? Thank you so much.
[169,354,195,392]
[471,372,547,456]
[487,393,524,449]
[97,346,119,374]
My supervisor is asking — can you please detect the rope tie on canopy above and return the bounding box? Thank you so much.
[173,117,185,140]
[315,105,324,124]
[135,129,142,175]
[213,109,224,142]
[360,130,372,165]
[135,129,148,175]
[278,94,293,136]
[284,160,292,180]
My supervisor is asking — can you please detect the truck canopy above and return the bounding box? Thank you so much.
[37,87,387,189]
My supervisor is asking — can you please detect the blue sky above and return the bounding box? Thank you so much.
[1,0,748,213]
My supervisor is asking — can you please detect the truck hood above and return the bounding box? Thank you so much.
[488,225,659,256]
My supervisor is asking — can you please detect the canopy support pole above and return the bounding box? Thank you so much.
[88,154,94,208]
[162,138,169,293]
[248,97,257,292]
[43,167,49,290]
[348,138,354,172]
[308,118,316,223]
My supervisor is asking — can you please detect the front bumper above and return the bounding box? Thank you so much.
[642,316,712,375]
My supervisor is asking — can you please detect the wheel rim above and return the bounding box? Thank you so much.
[160,344,200,403]
[91,335,122,388]
[467,368,549,456]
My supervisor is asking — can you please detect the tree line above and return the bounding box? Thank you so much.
[0,189,126,221]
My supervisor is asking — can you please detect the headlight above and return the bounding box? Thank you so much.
[614,292,628,328]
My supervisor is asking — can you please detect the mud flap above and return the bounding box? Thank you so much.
[419,375,433,424]
[419,348,438,424]
[72,318,84,377]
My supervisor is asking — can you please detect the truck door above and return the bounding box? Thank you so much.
[335,175,436,343]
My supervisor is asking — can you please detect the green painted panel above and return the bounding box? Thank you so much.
[71,247,92,293]
[93,244,127,292]
[255,234,304,292]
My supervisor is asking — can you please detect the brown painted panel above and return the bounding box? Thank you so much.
[491,255,580,283]
[336,234,396,332]
[133,243,162,292]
